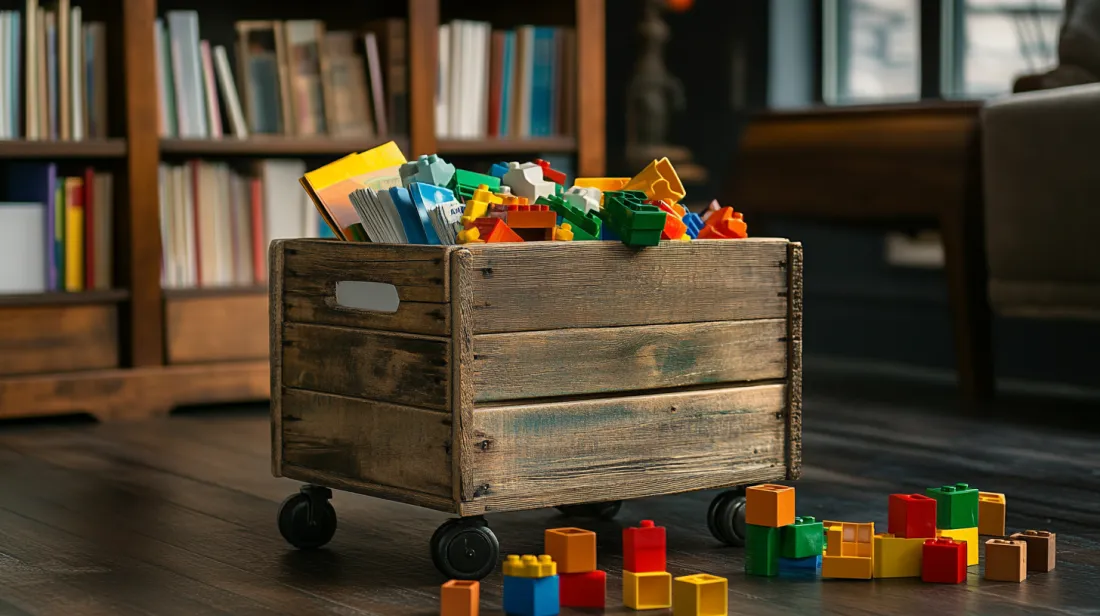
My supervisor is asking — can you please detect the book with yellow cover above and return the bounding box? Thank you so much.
[64,177,84,291]
[301,140,406,240]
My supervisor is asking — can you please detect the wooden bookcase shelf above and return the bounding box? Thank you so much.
[0,0,605,423]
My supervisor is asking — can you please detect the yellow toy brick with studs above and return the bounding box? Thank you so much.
[502,554,556,578]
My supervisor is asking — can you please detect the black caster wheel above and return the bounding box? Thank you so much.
[430,517,499,580]
[554,501,623,520]
[278,485,337,550]
[707,488,746,547]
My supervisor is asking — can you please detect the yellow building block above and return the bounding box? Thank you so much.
[544,528,595,574]
[573,177,631,198]
[821,555,872,580]
[457,227,484,244]
[872,533,924,578]
[622,157,686,203]
[623,570,671,610]
[672,574,727,616]
[937,527,979,566]
[978,492,1006,536]
[823,521,873,558]
[552,223,574,241]
[502,554,556,578]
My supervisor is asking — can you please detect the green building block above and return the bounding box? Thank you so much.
[745,524,781,577]
[925,483,979,529]
[538,194,601,240]
[448,169,501,201]
[781,516,824,559]
[602,190,667,247]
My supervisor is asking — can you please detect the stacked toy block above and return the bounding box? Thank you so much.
[821,521,874,580]
[744,484,795,577]
[922,538,967,583]
[778,516,823,577]
[622,520,671,610]
[502,554,559,616]
[927,483,979,566]
[440,580,479,616]
[872,493,937,579]
[544,528,605,609]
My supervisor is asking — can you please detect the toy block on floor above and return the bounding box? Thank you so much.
[781,516,824,558]
[821,521,873,579]
[1010,530,1056,572]
[441,580,479,616]
[936,527,978,566]
[926,483,979,529]
[544,528,595,574]
[821,555,873,580]
[503,555,557,578]
[672,574,727,616]
[559,570,605,609]
[978,492,1006,536]
[985,539,1027,582]
[503,574,559,616]
[745,524,781,577]
[888,493,937,539]
[778,555,821,578]
[745,484,796,528]
[921,538,966,584]
[623,570,671,610]
[623,520,666,573]
[873,533,924,578]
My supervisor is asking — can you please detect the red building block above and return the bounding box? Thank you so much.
[534,159,567,186]
[623,520,666,573]
[921,538,966,584]
[648,200,688,240]
[889,494,937,539]
[471,217,524,243]
[559,570,606,608]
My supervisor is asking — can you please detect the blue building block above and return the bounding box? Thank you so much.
[682,212,704,239]
[778,555,821,579]
[488,161,510,180]
[503,575,559,616]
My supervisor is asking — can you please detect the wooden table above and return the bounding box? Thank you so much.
[0,390,1093,615]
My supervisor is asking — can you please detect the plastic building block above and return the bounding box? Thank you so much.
[623,520,666,573]
[821,555,873,580]
[540,194,601,240]
[823,521,873,558]
[985,539,1027,582]
[649,200,689,240]
[544,528,595,574]
[888,493,937,539]
[1009,530,1056,572]
[778,555,821,578]
[935,526,978,566]
[978,492,1006,536]
[552,224,573,241]
[623,157,686,203]
[441,580,479,616]
[449,169,501,201]
[745,484,796,528]
[872,533,924,578]
[534,159,567,186]
[744,524,781,577]
[503,574,559,616]
[461,184,504,228]
[505,205,557,241]
[399,153,455,188]
[925,483,979,530]
[781,516,824,559]
[700,199,722,221]
[472,218,524,243]
[921,538,966,584]
[562,186,601,213]
[681,212,704,239]
[696,206,747,240]
[559,570,605,609]
[503,554,558,578]
[488,161,510,180]
[502,162,556,202]
[457,227,484,244]
[672,574,727,616]
[602,190,667,246]
[622,571,671,610]
[573,177,630,197]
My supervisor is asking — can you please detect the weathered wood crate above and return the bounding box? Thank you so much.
[271,237,802,512]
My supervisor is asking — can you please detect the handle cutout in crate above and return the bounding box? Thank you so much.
[334,281,400,313]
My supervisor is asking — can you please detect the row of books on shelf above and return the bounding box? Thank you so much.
[156,11,407,141]
[436,21,576,140]
[0,0,109,141]
[158,159,333,289]
[0,163,112,294]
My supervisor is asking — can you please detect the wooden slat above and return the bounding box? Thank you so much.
[472,319,788,402]
[280,388,453,501]
[450,249,475,505]
[786,242,804,480]
[465,240,790,333]
[460,383,788,514]
[270,242,286,476]
[165,295,268,364]
[280,322,450,411]
[0,305,119,376]
[280,239,450,336]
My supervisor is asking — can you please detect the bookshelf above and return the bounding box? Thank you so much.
[0,0,606,423]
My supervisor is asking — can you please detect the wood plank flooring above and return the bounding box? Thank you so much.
[0,386,1096,615]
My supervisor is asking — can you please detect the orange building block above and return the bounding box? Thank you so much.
[505,206,556,241]
[545,527,596,574]
[978,492,1006,536]
[745,484,795,528]
[650,200,688,240]
[471,218,524,243]
[441,580,479,616]
[697,207,747,240]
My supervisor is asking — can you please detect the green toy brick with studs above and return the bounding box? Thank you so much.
[925,483,979,529]
[781,516,825,559]
[745,524,781,577]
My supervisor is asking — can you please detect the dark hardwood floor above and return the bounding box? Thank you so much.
[0,382,1096,616]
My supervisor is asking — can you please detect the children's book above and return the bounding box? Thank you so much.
[300,140,406,240]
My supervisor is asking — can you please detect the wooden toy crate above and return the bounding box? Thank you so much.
[269,238,802,578]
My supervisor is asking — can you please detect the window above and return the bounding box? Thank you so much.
[942,0,1062,98]
[823,0,922,104]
